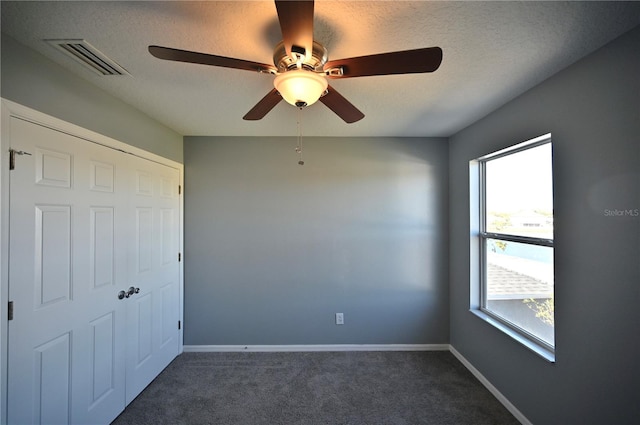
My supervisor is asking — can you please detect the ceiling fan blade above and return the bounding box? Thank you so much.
[324,47,443,78]
[243,89,283,120]
[274,0,314,59]
[149,45,276,73]
[319,85,364,123]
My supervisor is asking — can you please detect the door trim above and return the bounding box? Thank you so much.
[0,98,184,424]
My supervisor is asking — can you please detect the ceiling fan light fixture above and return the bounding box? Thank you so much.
[274,69,328,107]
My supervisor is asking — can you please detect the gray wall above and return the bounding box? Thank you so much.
[184,136,449,345]
[1,34,183,163]
[449,26,640,425]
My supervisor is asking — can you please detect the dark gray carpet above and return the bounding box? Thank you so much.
[111,351,519,425]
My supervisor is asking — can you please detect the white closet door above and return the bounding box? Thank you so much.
[7,117,127,425]
[6,115,181,424]
[125,157,181,403]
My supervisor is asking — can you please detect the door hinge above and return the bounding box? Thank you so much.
[9,149,32,170]
[178,185,181,195]
[178,252,181,262]
[8,301,14,321]
[178,320,181,330]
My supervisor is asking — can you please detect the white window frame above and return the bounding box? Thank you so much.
[470,133,555,362]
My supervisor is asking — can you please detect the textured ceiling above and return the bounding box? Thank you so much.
[2,1,640,137]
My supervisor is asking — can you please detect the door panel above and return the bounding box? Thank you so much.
[160,208,175,266]
[35,205,72,306]
[137,293,153,363]
[135,170,153,196]
[35,332,72,425]
[8,118,128,425]
[34,147,73,188]
[89,312,116,405]
[151,165,180,370]
[8,119,89,425]
[135,207,153,274]
[160,282,175,346]
[89,160,115,193]
[125,159,180,404]
[89,207,115,289]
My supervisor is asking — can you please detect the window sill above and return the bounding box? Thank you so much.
[470,309,556,363]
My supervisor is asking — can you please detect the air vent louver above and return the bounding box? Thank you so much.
[46,39,129,76]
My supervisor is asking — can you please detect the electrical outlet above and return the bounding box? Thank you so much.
[335,313,344,325]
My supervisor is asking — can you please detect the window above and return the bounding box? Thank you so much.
[471,134,554,359]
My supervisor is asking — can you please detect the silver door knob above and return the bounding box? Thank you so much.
[117,290,126,300]
[125,286,135,298]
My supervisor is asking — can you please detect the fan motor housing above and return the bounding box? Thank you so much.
[273,41,328,72]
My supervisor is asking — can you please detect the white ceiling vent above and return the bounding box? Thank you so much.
[46,39,129,76]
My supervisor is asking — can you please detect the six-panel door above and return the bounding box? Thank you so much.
[7,117,181,424]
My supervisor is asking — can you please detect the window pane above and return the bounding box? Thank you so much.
[485,144,553,239]
[485,238,554,346]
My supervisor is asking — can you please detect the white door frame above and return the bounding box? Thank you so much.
[0,98,184,425]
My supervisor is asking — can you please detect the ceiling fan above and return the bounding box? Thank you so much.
[149,0,442,124]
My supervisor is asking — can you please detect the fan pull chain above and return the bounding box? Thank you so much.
[296,107,304,165]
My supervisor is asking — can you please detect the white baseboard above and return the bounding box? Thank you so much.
[183,344,450,353]
[449,346,531,425]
